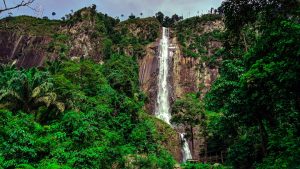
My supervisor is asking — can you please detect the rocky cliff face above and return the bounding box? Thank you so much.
[114,17,160,59]
[0,31,53,68]
[138,15,224,161]
[173,15,224,161]
[0,11,223,162]
[173,15,224,98]
[139,15,223,114]
[138,42,159,114]
[61,20,101,61]
[0,8,118,67]
[0,9,162,68]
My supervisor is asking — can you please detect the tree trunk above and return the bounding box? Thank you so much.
[221,151,224,163]
[242,33,248,52]
[204,139,208,163]
[257,117,268,156]
[190,125,194,158]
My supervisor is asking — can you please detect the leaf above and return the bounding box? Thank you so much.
[35,96,51,107]
[54,101,65,112]
[31,86,41,98]
[0,103,14,108]
[0,89,22,102]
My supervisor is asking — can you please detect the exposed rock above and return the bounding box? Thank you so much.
[138,42,159,115]
[60,18,103,61]
[171,38,200,98]
[0,31,54,68]
[0,8,115,67]
[170,18,224,160]
[115,17,160,43]
[138,18,223,161]
[0,11,224,163]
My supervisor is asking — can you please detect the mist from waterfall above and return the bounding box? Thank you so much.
[155,27,193,162]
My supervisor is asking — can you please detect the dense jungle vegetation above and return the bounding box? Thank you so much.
[0,0,299,168]
[0,57,178,168]
[203,0,300,168]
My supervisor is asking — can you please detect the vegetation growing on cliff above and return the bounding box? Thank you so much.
[175,14,224,69]
[113,17,160,59]
[0,0,299,168]
[0,16,62,35]
[0,56,176,168]
[171,94,206,155]
[0,6,160,64]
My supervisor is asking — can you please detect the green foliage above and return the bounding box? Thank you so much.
[131,150,175,169]
[103,54,139,97]
[0,66,64,122]
[180,30,223,59]
[48,33,70,58]
[171,94,205,127]
[171,94,206,151]
[176,14,222,33]
[0,16,62,36]
[113,17,160,59]
[0,52,175,168]
[181,162,231,169]
[103,38,113,59]
[205,0,300,168]
[175,14,223,70]
[154,12,183,27]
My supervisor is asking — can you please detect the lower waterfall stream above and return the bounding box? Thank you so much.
[155,27,192,162]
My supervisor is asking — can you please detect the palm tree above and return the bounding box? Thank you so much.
[0,67,64,121]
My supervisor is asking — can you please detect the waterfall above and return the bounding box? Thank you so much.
[155,27,171,124]
[180,133,193,162]
[155,27,193,162]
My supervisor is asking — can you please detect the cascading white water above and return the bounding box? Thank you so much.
[156,27,193,162]
[155,27,171,124]
[180,133,193,162]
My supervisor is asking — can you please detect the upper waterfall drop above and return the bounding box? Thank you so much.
[155,27,172,124]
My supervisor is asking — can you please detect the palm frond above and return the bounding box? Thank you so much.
[35,96,51,107]
[31,82,54,98]
[31,86,41,98]
[0,89,22,102]
[35,92,57,107]
[0,102,14,109]
[54,101,65,112]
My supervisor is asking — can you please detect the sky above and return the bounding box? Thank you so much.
[0,0,223,19]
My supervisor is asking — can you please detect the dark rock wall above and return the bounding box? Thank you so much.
[138,42,159,115]
[0,31,53,68]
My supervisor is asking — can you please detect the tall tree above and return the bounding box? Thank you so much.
[171,14,180,23]
[155,11,164,25]
[128,13,136,19]
[171,94,206,156]
[206,0,300,168]
[0,67,64,121]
